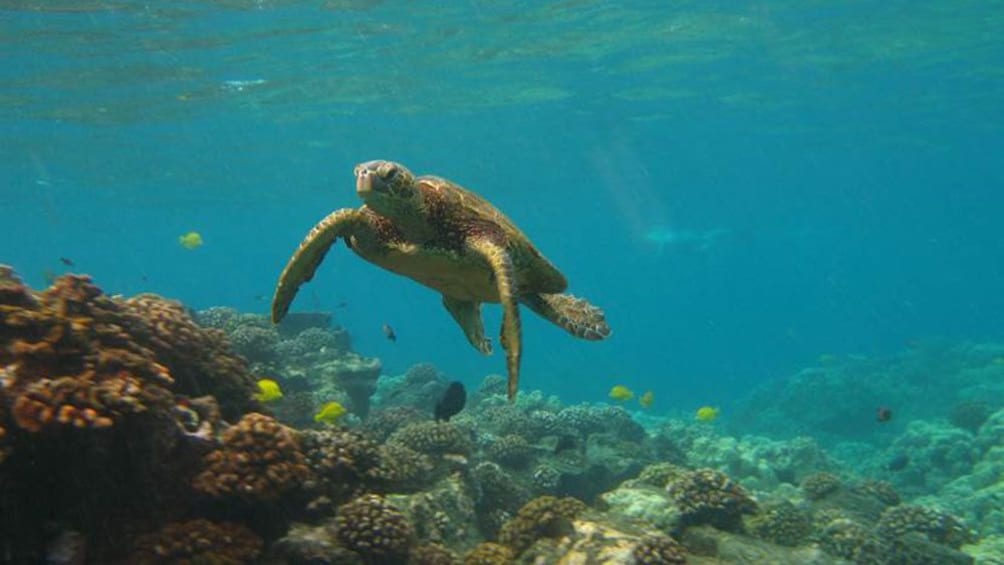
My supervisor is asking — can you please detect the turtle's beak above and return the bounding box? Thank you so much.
[355,161,385,197]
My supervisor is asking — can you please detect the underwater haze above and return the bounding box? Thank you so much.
[3,0,1003,410]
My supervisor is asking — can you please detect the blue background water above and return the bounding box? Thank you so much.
[2,1,1002,410]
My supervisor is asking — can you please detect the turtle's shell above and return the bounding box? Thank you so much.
[411,174,568,296]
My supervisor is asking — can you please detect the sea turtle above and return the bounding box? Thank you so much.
[271,160,611,399]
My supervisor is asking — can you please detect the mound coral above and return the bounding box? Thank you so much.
[876,504,973,549]
[362,406,427,442]
[334,494,415,563]
[128,519,262,564]
[193,413,312,500]
[815,517,890,563]
[851,479,901,507]
[463,542,514,564]
[497,495,586,554]
[389,421,472,456]
[666,468,757,531]
[376,442,434,492]
[630,534,687,564]
[302,428,383,501]
[410,542,460,565]
[745,500,812,547]
[486,434,533,468]
[801,472,842,501]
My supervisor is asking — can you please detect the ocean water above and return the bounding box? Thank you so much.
[3,0,1003,413]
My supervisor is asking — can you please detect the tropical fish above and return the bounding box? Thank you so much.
[253,378,283,402]
[382,323,397,342]
[435,381,467,422]
[178,231,204,250]
[314,401,347,424]
[639,390,654,408]
[59,257,74,266]
[608,385,634,401]
[695,406,720,422]
[876,406,893,423]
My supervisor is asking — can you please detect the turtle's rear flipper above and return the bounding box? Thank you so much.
[442,296,493,355]
[522,293,611,341]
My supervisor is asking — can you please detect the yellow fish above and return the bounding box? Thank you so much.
[314,401,347,425]
[178,231,204,250]
[695,406,720,422]
[253,379,283,402]
[639,390,654,408]
[608,385,634,402]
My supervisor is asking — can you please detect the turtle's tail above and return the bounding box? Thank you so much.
[522,293,611,341]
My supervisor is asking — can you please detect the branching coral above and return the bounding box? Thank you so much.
[193,413,312,500]
[666,468,757,531]
[128,519,262,564]
[497,495,586,554]
[334,494,415,563]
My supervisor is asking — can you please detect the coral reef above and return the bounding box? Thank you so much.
[0,269,258,561]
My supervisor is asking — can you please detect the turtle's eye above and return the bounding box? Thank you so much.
[384,168,398,181]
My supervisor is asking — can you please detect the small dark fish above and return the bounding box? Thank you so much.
[876,406,893,423]
[887,453,910,472]
[434,381,466,422]
[58,257,74,267]
[335,301,349,308]
[140,274,149,282]
[382,323,396,342]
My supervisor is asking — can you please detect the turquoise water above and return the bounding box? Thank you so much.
[3,0,1003,410]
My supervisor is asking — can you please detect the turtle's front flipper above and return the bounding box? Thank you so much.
[272,208,363,324]
[522,293,612,340]
[467,237,521,401]
[442,296,493,355]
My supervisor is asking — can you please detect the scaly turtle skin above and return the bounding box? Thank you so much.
[271,160,611,399]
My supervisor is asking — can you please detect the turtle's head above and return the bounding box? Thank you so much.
[355,160,422,218]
